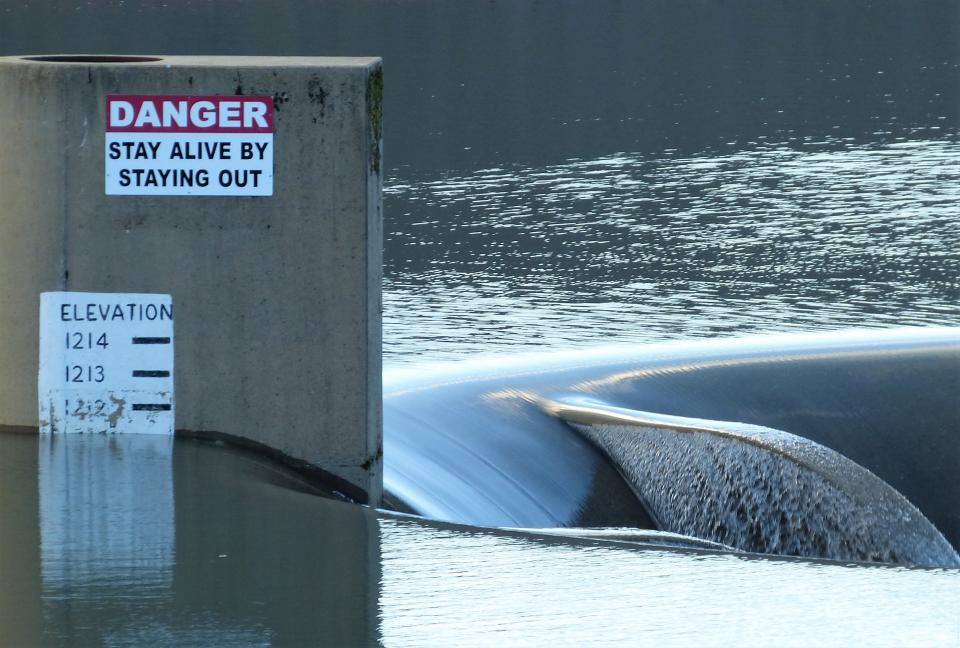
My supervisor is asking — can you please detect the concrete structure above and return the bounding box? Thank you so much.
[0,56,383,504]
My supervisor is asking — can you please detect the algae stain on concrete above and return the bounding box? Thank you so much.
[367,67,384,175]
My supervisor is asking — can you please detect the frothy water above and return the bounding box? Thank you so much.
[554,399,959,566]
[384,139,960,363]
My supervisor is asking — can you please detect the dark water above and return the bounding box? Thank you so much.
[1,434,958,647]
[384,140,960,361]
[1,1,957,362]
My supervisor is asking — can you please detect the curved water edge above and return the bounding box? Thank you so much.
[549,396,958,566]
[502,527,737,553]
[383,327,960,567]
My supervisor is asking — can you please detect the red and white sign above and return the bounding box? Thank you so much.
[105,95,274,196]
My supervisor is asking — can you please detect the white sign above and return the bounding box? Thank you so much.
[105,95,274,196]
[38,292,175,435]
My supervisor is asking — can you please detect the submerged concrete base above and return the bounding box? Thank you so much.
[0,55,383,503]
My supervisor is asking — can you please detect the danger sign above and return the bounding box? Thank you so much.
[105,95,274,196]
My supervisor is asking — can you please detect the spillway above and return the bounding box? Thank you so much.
[383,327,960,566]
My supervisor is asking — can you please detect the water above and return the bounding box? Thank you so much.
[1,0,957,361]
[566,403,959,565]
[1,434,958,647]
[378,519,959,648]
[1,0,959,644]
[382,329,960,553]
[384,140,960,362]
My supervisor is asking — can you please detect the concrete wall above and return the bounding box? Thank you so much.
[0,56,383,504]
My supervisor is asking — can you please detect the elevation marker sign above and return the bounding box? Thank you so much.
[38,292,175,435]
[105,95,274,196]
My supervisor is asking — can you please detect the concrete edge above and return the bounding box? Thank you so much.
[0,55,383,68]
[0,424,38,434]
[174,429,371,504]
[0,425,369,504]
[364,59,385,506]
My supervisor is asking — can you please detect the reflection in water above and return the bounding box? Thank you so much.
[40,435,174,593]
[30,435,380,647]
[3,434,956,647]
[385,139,960,363]
[169,440,380,647]
[0,434,41,647]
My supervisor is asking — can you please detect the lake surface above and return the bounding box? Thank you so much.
[1,434,958,647]
[1,0,958,645]
[1,0,956,362]
[384,138,960,362]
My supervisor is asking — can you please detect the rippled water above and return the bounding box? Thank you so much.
[384,138,960,363]
[2,1,957,363]
[379,519,960,648]
[2,434,958,647]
